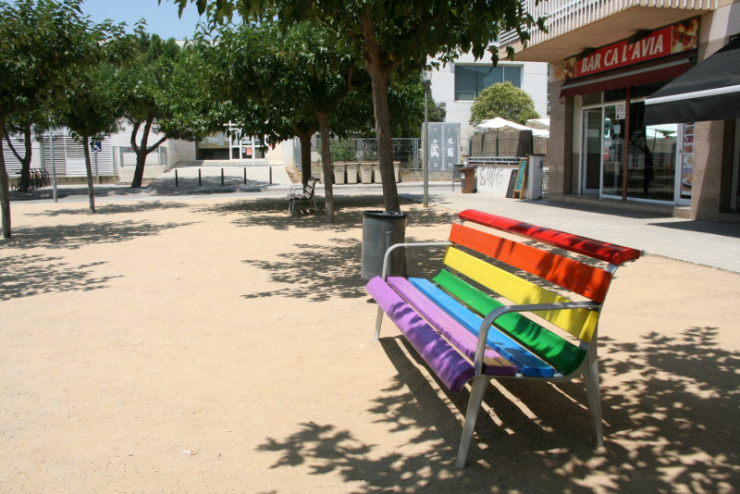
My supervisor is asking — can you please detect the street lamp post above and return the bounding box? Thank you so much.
[421,70,432,207]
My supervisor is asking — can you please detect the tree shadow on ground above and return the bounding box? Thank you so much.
[256,326,739,493]
[240,232,452,303]
[197,195,459,233]
[28,201,192,217]
[0,254,121,301]
[0,220,195,250]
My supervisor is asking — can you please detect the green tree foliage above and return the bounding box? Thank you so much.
[116,26,222,189]
[202,21,370,222]
[58,62,123,213]
[173,0,543,213]
[0,0,109,238]
[469,81,540,126]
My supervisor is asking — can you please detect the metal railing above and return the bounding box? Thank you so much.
[500,0,718,48]
[314,137,473,171]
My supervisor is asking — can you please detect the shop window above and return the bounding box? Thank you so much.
[627,101,677,201]
[582,92,602,106]
[454,65,522,100]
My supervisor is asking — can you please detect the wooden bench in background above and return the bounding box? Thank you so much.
[367,209,641,468]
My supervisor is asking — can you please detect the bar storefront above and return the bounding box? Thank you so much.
[555,19,701,208]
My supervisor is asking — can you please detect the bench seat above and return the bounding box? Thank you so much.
[368,209,641,468]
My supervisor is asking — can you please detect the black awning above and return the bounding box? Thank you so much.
[644,37,740,125]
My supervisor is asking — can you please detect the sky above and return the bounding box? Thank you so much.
[79,0,213,40]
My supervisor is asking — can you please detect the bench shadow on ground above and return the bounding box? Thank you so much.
[256,326,739,493]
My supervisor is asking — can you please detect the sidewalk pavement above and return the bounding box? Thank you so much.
[9,165,740,273]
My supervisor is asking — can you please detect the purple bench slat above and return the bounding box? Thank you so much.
[367,277,475,392]
[387,277,516,377]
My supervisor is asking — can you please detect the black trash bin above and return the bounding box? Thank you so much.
[361,210,407,280]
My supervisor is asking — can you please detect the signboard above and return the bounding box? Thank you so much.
[513,159,528,198]
[561,18,698,81]
[681,122,695,199]
[506,170,518,198]
[427,123,460,171]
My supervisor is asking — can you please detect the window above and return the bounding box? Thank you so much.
[454,65,522,100]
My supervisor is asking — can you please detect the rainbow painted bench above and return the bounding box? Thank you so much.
[367,209,641,468]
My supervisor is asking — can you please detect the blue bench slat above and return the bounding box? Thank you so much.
[408,277,556,378]
[367,277,476,392]
[387,277,516,376]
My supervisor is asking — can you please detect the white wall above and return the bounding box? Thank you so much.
[428,52,549,137]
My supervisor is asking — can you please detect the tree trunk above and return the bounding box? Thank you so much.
[295,128,316,186]
[318,112,334,224]
[131,150,147,189]
[3,123,34,192]
[0,118,11,238]
[130,116,166,189]
[83,134,96,214]
[362,9,401,213]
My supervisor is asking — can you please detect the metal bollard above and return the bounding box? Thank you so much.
[198,168,202,186]
[175,169,179,187]
[243,168,247,184]
[269,166,273,185]
[221,168,224,186]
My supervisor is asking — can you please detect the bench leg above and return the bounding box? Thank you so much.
[374,307,384,341]
[456,376,489,469]
[584,356,604,445]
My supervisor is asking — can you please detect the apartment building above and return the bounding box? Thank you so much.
[501,0,740,222]
[427,53,549,138]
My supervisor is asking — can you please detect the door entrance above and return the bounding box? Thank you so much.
[582,109,602,194]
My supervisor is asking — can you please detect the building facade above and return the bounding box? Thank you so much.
[427,53,549,138]
[501,0,740,223]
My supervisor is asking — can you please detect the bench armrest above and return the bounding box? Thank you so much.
[473,301,600,374]
[381,241,453,280]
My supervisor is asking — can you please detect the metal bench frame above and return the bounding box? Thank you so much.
[367,210,641,468]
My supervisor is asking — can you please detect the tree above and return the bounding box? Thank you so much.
[117,27,215,189]
[469,81,539,126]
[205,21,364,223]
[58,62,123,213]
[0,0,106,238]
[173,0,542,213]
[3,107,51,193]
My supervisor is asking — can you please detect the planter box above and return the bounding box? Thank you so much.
[393,161,401,182]
[346,163,358,184]
[372,162,381,183]
[333,162,346,185]
[360,162,373,184]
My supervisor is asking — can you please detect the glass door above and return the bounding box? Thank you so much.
[582,109,603,194]
[602,105,625,198]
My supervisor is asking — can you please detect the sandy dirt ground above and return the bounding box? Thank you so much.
[1,194,738,494]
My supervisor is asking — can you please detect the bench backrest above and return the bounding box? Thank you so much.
[438,210,641,375]
[303,177,318,199]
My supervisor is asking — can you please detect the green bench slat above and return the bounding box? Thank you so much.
[433,269,587,376]
[409,278,556,377]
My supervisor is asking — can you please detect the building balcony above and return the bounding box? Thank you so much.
[501,0,719,62]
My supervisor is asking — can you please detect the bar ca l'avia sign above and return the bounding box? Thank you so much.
[561,19,698,81]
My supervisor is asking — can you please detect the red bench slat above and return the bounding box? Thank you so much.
[458,209,641,266]
[449,223,612,303]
